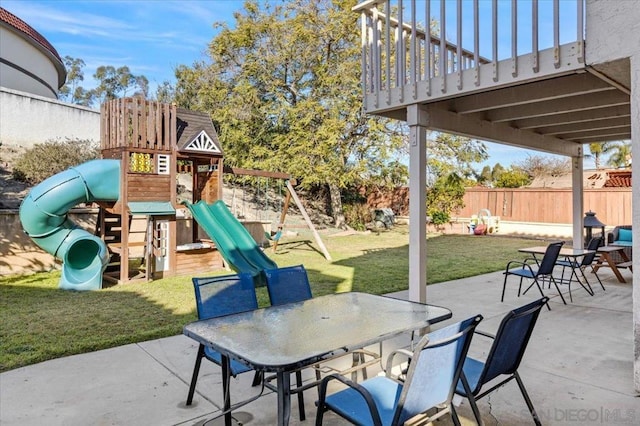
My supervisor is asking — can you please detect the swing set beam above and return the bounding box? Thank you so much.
[223,165,290,180]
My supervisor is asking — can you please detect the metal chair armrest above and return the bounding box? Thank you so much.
[505,260,525,269]
[384,348,414,380]
[317,374,383,426]
[474,329,496,340]
[505,260,535,273]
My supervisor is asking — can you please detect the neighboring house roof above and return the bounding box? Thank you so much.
[528,169,631,189]
[176,108,223,157]
[603,170,632,188]
[584,170,608,189]
[0,8,63,63]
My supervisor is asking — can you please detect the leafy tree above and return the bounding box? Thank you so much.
[494,168,531,188]
[492,163,505,181]
[427,133,487,184]
[58,56,94,106]
[58,58,149,107]
[59,56,83,102]
[172,0,405,228]
[172,64,208,109]
[477,165,493,186]
[92,65,149,104]
[606,141,632,168]
[426,173,466,226]
[424,133,486,219]
[371,160,409,188]
[155,80,176,104]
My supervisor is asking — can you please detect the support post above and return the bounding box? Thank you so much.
[285,180,332,261]
[630,53,639,393]
[406,104,428,303]
[571,154,584,249]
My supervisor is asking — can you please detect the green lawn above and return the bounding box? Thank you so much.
[0,226,546,372]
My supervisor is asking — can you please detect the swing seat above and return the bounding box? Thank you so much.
[264,231,282,242]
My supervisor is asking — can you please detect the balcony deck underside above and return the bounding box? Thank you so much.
[365,47,631,158]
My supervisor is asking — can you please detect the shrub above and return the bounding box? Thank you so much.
[426,173,465,221]
[343,202,370,231]
[494,168,531,188]
[430,210,450,226]
[12,139,99,185]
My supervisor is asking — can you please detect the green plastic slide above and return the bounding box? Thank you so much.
[19,160,121,290]
[183,200,277,279]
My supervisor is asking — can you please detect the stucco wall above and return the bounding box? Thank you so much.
[0,27,60,98]
[586,0,640,64]
[0,88,100,148]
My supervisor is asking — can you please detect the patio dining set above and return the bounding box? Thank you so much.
[179,223,632,425]
[182,264,550,426]
[502,225,633,309]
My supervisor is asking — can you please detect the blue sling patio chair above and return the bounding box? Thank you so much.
[185,272,260,406]
[456,297,548,426]
[264,264,313,306]
[556,237,605,301]
[502,241,565,309]
[263,264,382,421]
[315,315,483,426]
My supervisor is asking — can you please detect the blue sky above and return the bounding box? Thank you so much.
[2,0,591,169]
[3,0,241,89]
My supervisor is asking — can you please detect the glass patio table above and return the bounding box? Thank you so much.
[183,291,452,426]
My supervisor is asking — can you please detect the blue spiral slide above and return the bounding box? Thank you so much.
[19,159,121,291]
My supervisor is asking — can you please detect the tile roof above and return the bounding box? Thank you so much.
[603,170,632,188]
[0,7,63,63]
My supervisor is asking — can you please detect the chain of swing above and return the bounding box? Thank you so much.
[255,177,283,224]
[226,174,283,225]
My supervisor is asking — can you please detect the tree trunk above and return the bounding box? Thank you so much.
[328,183,346,229]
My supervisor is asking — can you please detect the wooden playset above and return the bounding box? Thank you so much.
[96,97,328,284]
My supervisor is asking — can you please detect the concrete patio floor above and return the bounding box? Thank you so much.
[1,267,637,425]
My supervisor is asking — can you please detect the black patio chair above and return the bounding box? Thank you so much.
[315,315,483,426]
[556,237,605,300]
[456,297,548,426]
[185,272,259,406]
[502,241,565,308]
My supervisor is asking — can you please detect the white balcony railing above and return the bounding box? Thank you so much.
[353,0,585,111]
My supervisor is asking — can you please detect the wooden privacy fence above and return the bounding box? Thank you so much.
[366,186,632,226]
[457,187,632,226]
